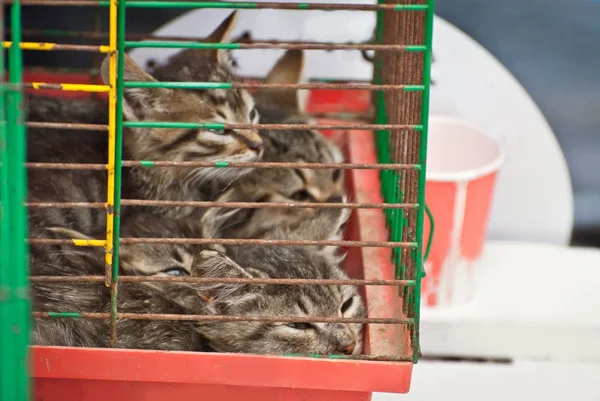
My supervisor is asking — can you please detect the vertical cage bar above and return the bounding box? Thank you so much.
[109,0,126,346]
[106,0,119,345]
[1,0,31,398]
[103,0,117,288]
[412,0,435,362]
[0,3,11,399]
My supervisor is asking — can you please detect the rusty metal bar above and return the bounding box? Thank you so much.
[25,163,107,170]
[26,121,109,131]
[14,28,416,55]
[123,161,419,170]
[30,275,416,287]
[28,238,417,248]
[124,121,422,131]
[26,200,417,210]
[130,81,420,91]
[25,161,417,170]
[32,311,411,325]
[12,0,426,11]
[129,41,424,52]
[26,202,107,208]
[121,200,418,209]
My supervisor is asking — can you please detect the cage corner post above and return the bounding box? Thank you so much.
[0,0,32,399]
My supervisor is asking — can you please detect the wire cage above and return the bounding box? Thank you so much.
[1,1,434,400]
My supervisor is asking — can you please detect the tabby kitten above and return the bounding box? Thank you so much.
[27,12,262,224]
[183,206,365,356]
[31,214,206,350]
[209,50,347,239]
[33,208,365,356]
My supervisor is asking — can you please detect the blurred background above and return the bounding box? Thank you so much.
[7,0,600,247]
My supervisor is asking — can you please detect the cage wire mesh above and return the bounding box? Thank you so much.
[1,0,434,398]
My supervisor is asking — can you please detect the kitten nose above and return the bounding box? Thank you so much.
[247,139,263,152]
[327,194,344,203]
[341,341,356,355]
[230,131,263,153]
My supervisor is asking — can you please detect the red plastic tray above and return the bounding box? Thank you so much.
[28,72,411,401]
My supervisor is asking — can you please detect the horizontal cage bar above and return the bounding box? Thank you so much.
[122,160,420,170]
[26,202,107,208]
[125,81,424,91]
[27,121,109,131]
[26,200,418,210]
[25,161,419,170]
[2,41,109,53]
[12,0,429,10]
[32,311,412,325]
[124,41,426,52]
[123,121,424,130]
[24,82,110,92]
[30,275,416,287]
[28,238,418,248]
[25,163,107,170]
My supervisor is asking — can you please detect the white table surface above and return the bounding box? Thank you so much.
[373,241,600,401]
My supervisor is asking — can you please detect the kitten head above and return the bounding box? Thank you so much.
[101,12,262,194]
[208,50,346,238]
[186,246,365,356]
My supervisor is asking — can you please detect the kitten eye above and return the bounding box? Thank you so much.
[332,169,342,181]
[290,190,315,202]
[160,267,188,277]
[249,107,258,121]
[208,128,225,135]
[286,322,314,330]
[340,297,354,315]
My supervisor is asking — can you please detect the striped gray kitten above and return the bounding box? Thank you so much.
[33,209,366,356]
[31,214,206,350]
[27,11,262,229]
[186,205,365,355]
[209,50,347,239]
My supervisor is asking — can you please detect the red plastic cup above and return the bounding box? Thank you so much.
[422,115,504,307]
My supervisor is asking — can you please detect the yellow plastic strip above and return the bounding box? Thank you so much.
[3,41,55,50]
[3,41,110,53]
[28,82,110,92]
[104,0,118,286]
[72,239,106,247]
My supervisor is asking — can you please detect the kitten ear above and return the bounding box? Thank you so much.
[259,49,306,114]
[101,53,172,121]
[205,11,239,64]
[191,249,267,314]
